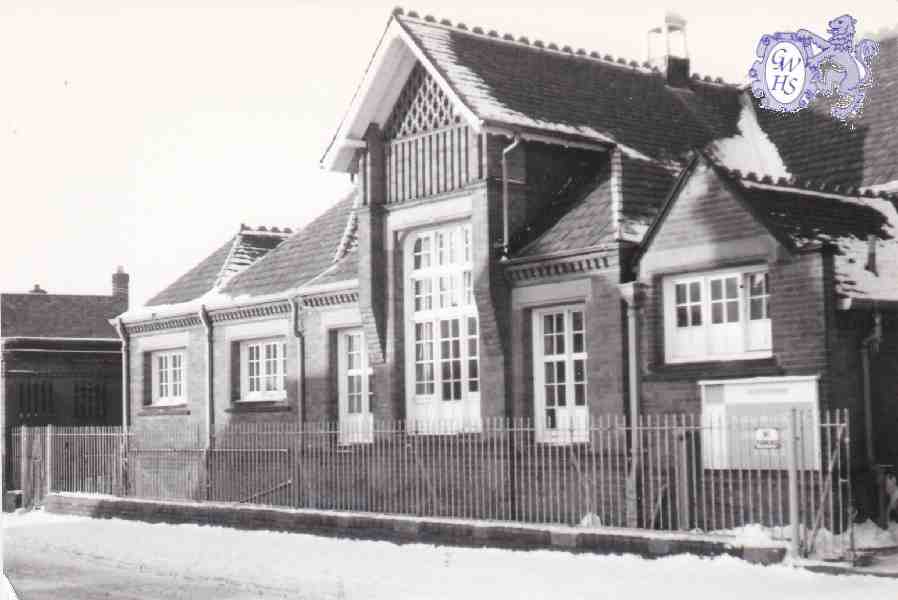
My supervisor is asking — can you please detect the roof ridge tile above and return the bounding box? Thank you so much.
[393,6,703,80]
[713,159,898,202]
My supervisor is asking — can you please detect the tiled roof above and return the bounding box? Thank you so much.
[753,35,898,188]
[221,192,358,298]
[145,226,291,307]
[396,11,743,163]
[618,155,679,240]
[515,170,614,257]
[716,168,898,303]
[514,152,677,257]
[1,293,126,339]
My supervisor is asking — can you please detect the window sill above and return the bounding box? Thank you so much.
[645,357,783,382]
[226,401,292,414]
[138,405,190,417]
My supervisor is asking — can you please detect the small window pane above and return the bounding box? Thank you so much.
[725,277,738,299]
[710,279,722,301]
[574,384,586,406]
[690,305,702,326]
[750,298,764,320]
[726,300,739,322]
[675,283,687,305]
[676,306,689,327]
[711,303,723,324]
[689,281,701,302]
[546,408,556,429]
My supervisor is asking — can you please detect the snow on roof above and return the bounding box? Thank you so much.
[707,94,790,180]
[144,225,291,308]
[120,194,359,325]
[720,170,898,305]
[396,12,743,163]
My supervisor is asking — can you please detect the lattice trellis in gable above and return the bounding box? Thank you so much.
[384,63,461,140]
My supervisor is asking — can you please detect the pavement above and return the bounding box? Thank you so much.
[4,530,310,600]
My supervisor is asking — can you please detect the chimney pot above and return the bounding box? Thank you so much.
[30,284,47,294]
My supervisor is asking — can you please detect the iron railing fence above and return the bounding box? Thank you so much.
[6,409,852,559]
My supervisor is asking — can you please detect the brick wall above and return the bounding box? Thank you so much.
[638,162,834,415]
[129,326,208,438]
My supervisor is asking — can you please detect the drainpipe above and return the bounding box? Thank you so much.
[199,306,214,448]
[501,135,522,259]
[620,282,644,528]
[860,310,883,468]
[114,318,130,435]
[290,297,305,423]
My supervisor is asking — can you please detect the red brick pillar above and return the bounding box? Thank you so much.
[357,124,393,420]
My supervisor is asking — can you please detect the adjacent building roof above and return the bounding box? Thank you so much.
[145,225,292,307]
[1,292,126,339]
[752,35,898,189]
[714,166,898,304]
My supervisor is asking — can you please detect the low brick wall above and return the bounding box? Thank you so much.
[44,493,786,564]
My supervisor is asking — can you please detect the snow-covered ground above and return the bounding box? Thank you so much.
[4,510,897,599]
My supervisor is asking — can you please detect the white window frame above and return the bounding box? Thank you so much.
[663,266,772,364]
[532,305,589,444]
[151,349,186,406]
[241,338,288,402]
[404,222,481,431]
[337,328,374,444]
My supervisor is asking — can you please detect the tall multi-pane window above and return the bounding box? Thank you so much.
[406,223,480,428]
[153,350,186,405]
[664,267,772,363]
[338,329,373,444]
[532,306,588,443]
[242,339,287,401]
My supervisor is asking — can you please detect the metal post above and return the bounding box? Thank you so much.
[45,424,53,497]
[788,408,801,558]
[20,426,30,508]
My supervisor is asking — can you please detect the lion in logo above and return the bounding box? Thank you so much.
[798,15,879,120]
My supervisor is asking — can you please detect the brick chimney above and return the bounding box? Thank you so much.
[666,56,691,88]
[647,12,691,88]
[112,266,130,308]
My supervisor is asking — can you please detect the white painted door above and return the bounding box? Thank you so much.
[533,306,589,444]
[338,329,373,444]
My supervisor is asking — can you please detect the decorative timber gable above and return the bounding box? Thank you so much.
[384,63,461,140]
[369,62,484,206]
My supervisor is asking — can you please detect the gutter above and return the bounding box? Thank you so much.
[501,135,522,259]
[114,318,130,434]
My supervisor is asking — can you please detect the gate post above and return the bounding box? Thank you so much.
[788,408,801,557]
[45,425,53,497]
[21,426,31,508]
[675,422,690,530]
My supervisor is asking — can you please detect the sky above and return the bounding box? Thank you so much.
[1,1,896,307]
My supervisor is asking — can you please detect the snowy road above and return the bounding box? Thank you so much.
[3,511,897,599]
